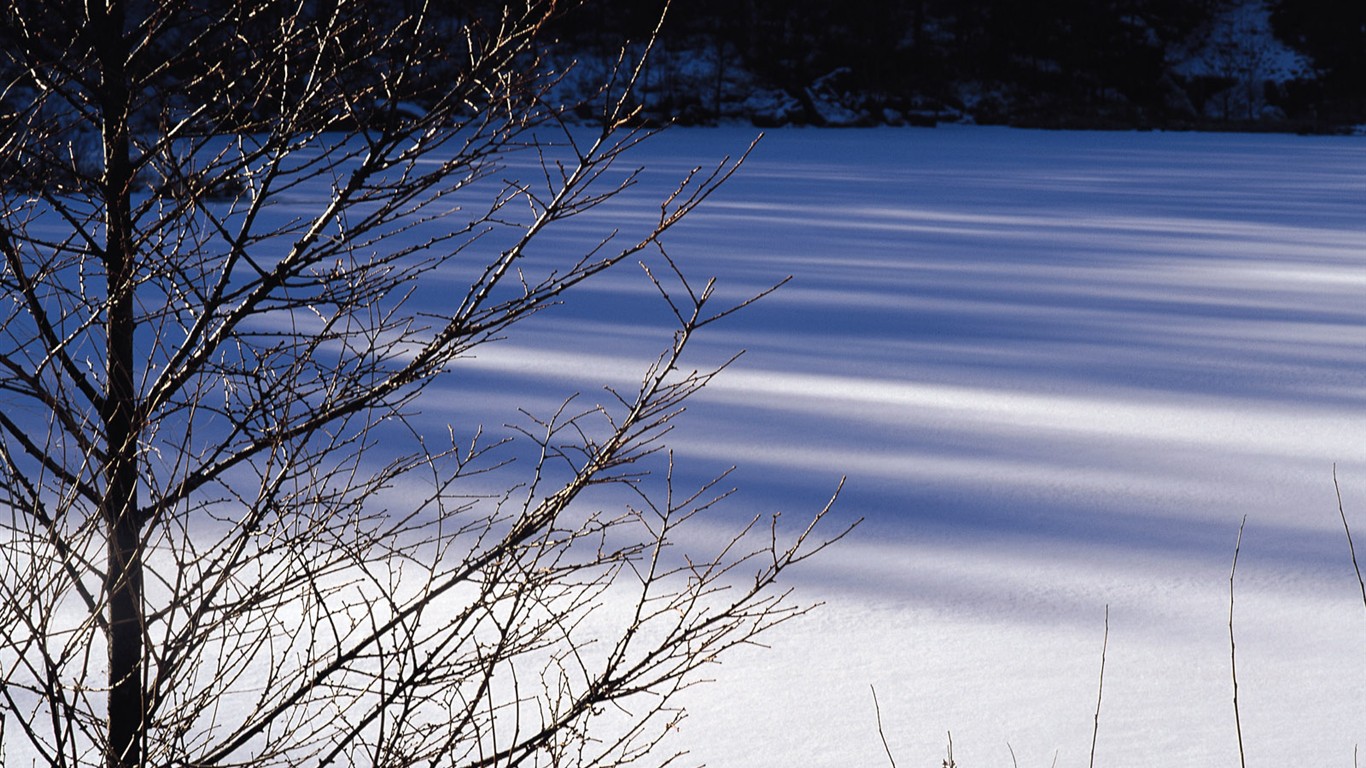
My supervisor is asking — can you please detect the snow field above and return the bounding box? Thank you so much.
[462,125,1366,766]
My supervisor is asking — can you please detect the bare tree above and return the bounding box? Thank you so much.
[0,2,842,767]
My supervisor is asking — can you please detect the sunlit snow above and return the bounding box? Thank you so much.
[457,125,1366,767]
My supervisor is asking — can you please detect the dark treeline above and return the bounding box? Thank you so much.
[550,0,1366,131]
[3,0,1363,132]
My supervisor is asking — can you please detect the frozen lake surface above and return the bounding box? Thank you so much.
[465,125,1366,766]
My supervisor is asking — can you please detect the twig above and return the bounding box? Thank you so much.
[1008,741,1020,768]
[870,685,897,768]
[1229,515,1247,768]
[943,730,955,768]
[1089,604,1109,768]
[1334,465,1366,611]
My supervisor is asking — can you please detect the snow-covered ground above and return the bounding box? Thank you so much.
[465,125,1366,766]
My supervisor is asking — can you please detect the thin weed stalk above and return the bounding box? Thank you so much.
[1333,465,1366,611]
[1090,604,1109,768]
[870,685,897,768]
[1229,515,1248,768]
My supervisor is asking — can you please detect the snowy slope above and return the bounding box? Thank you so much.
[462,125,1366,766]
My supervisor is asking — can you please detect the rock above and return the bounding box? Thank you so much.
[744,88,804,127]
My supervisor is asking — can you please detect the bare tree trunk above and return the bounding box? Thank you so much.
[105,519,144,768]
[88,2,147,766]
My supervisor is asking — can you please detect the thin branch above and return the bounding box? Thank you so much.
[1089,604,1108,768]
[870,685,897,768]
[1333,464,1366,611]
[1229,515,1247,768]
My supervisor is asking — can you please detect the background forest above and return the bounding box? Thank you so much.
[6,0,1364,134]
[547,0,1366,130]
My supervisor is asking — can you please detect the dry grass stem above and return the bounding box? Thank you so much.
[870,685,898,768]
[1333,465,1366,611]
[1229,515,1248,768]
[1089,604,1109,768]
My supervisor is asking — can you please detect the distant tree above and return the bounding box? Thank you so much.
[0,2,840,767]
[1205,10,1279,121]
[1269,0,1366,118]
